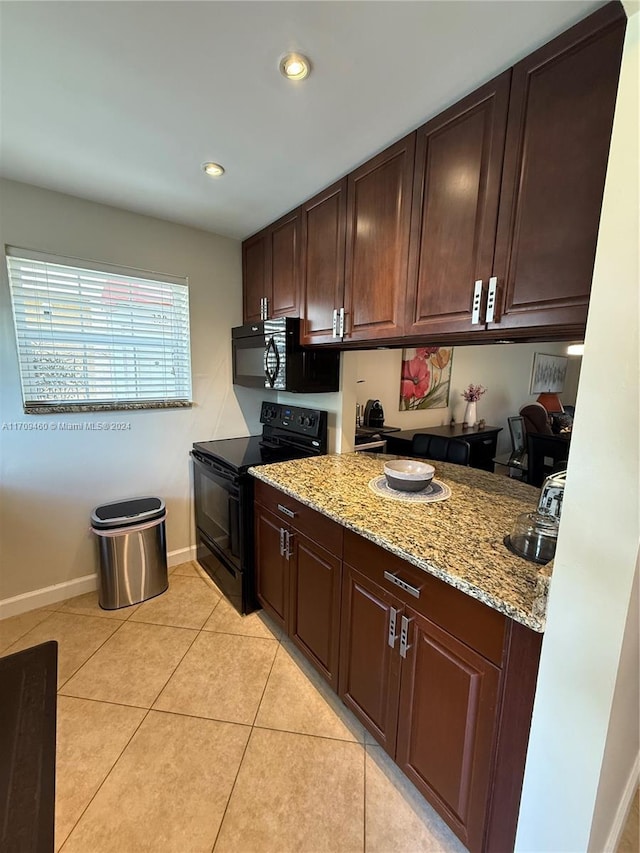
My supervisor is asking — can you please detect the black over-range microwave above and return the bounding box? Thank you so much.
[232,318,340,393]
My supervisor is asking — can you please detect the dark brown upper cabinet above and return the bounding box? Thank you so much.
[300,179,347,345]
[242,2,625,344]
[242,229,268,324]
[405,73,510,337]
[343,134,416,342]
[489,3,625,335]
[242,209,301,323]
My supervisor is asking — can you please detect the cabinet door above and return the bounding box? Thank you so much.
[396,608,500,853]
[300,180,347,345]
[289,531,342,689]
[254,504,288,630]
[405,73,510,337]
[491,4,625,334]
[339,563,402,755]
[242,230,269,323]
[344,134,415,342]
[270,209,301,318]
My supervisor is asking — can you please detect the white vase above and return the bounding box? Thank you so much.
[464,401,477,426]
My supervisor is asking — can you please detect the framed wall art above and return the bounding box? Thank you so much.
[399,346,453,411]
[530,352,568,394]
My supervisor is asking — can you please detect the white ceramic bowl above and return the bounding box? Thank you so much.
[384,459,435,492]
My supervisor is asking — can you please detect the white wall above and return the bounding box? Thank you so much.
[516,8,639,850]
[0,178,258,602]
[589,555,639,852]
[347,341,581,454]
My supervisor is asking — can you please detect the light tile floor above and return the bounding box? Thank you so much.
[0,561,476,852]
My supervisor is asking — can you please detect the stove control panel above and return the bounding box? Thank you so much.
[260,401,326,442]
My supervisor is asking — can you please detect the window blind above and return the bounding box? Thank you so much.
[6,249,192,412]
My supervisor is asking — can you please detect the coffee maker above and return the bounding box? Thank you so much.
[363,399,385,428]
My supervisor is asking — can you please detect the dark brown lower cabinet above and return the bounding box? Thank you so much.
[254,484,542,853]
[254,503,289,629]
[255,481,343,687]
[289,532,342,691]
[396,608,500,852]
[339,563,402,756]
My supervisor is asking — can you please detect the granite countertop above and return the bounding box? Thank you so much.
[249,453,552,632]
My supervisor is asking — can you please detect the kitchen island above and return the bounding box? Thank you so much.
[249,451,550,631]
[249,452,548,853]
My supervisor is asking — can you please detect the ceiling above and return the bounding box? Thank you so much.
[0,0,604,240]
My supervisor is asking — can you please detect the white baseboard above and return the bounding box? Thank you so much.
[168,545,197,568]
[604,752,640,852]
[0,545,198,620]
[0,573,98,620]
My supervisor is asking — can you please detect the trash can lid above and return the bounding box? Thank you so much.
[91,497,165,530]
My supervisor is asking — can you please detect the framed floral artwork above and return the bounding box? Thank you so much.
[399,347,453,410]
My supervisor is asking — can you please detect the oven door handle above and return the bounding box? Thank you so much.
[191,451,237,484]
[264,336,280,388]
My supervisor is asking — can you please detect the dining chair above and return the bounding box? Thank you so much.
[411,433,471,466]
[519,403,553,436]
[526,432,570,487]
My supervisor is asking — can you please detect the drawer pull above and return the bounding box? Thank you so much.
[279,527,286,556]
[277,504,296,519]
[388,607,399,648]
[384,571,421,599]
[400,615,413,659]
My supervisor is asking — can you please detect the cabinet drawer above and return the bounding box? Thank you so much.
[344,530,505,666]
[254,480,344,557]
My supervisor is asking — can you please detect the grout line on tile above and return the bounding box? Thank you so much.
[146,623,204,709]
[209,724,256,853]
[58,705,153,851]
[55,619,127,691]
[251,722,364,746]
[0,613,55,655]
[55,693,149,712]
[250,632,281,728]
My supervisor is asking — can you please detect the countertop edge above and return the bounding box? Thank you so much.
[249,466,548,633]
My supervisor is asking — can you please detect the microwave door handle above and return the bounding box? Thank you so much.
[264,336,280,388]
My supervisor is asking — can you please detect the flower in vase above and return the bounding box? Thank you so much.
[461,384,487,402]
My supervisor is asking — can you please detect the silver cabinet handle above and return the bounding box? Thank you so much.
[338,307,345,337]
[388,607,399,648]
[400,615,413,659]
[332,308,338,337]
[277,504,296,519]
[263,296,269,320]
[486,276,497,323]
[284,530,294,561]
[279,527,286,556]
[383,571,421,599]
[471,280,483,325]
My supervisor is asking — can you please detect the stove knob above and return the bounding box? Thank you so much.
[296,414,304,425]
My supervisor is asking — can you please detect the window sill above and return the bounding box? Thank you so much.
[24,401,193,415]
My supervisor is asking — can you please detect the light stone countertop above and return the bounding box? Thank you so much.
[249,452,552,632]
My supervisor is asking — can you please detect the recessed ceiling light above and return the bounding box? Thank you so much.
[202,162,225,178]
[279,52,311,81]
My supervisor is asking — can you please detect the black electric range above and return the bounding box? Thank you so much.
[191,401,328,614]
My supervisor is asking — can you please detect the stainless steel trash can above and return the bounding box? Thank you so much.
[91,497,168,610]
